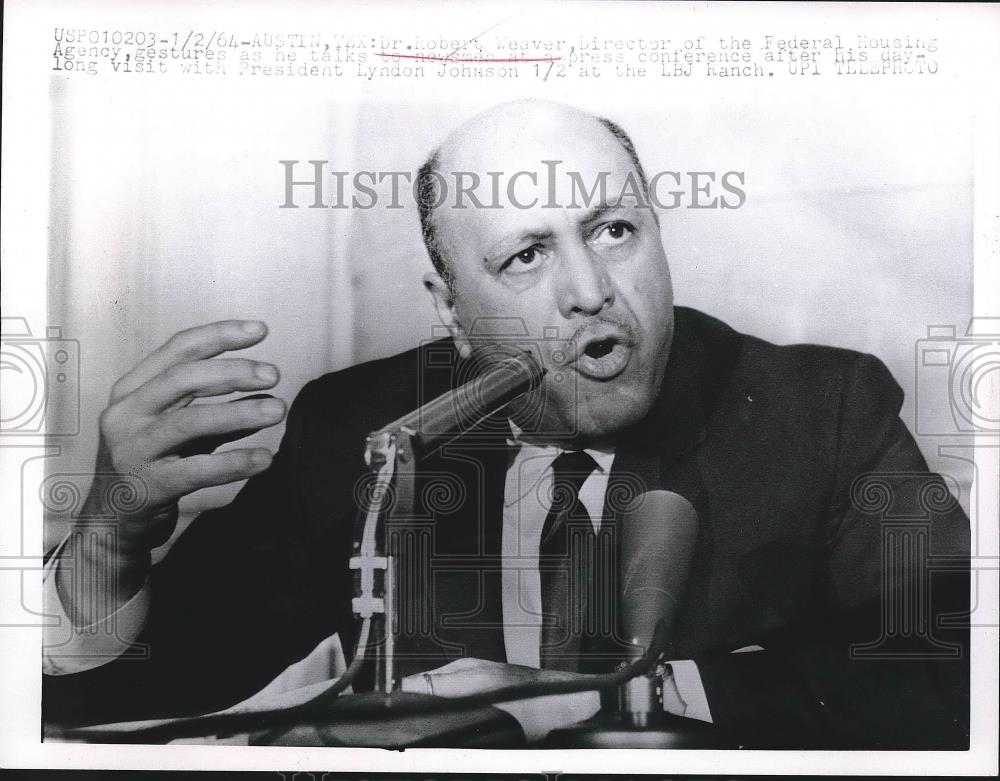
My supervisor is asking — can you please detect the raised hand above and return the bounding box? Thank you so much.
[59,320,287,625]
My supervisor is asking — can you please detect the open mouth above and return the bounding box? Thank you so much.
[574,333,632,380]
[585,338,617,360]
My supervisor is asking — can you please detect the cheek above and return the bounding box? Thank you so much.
[452,278,507,330]
[455,280,560,338]
[623,245,672,315]
[618,271,671,327]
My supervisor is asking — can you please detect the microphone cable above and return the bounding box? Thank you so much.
[54,621,667,743]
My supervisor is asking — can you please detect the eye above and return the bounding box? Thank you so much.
[591,220,635,247]
[500,245,544,275]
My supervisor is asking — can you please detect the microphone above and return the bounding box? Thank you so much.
[355,348,544,692]
[546,490,709,747]
[620,490,699,656]
[371,348,545,451]
[611,490,698,728]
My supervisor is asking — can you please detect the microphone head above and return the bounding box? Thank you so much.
[372,347,544,450]
[620,490,699,652]
[463,347,545,403]
[448,347,545,432]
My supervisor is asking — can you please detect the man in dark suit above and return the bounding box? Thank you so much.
[43,100,970,748]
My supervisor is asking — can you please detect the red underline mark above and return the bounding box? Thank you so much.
[375,51,562,63]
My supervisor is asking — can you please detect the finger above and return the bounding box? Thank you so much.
[151,448,274,502]
[430,658,494,674]
[139,395,286,461]
[400,673,436,696]
[121,358,280,417]
[400,659,486,697]
[173,394,283,458]
[417,669,487,698]
[112,320,269,402]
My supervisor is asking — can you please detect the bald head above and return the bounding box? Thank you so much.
[436,100,644,182]
[417,100,651,288]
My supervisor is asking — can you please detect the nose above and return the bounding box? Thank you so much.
[556,243,615,318]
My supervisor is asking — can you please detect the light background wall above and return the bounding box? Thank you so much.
[44,80,973,552]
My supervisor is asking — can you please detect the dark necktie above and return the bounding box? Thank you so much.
[539,450,598,671]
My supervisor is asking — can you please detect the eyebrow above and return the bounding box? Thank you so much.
[484,201,637,262]
[485,230,553,263]
[581,201,634,224]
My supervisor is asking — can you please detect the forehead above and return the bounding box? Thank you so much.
[434,109,641,256]
[441,108,633,177]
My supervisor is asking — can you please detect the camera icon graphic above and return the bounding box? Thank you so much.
[0,317,80,436]
[915,318,1000,436]
[420,318,580,441]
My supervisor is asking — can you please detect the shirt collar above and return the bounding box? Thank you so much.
[506,420,616,474]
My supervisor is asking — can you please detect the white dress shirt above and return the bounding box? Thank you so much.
[500,436,615,668]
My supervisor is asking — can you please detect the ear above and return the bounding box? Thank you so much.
[424,271,472,358]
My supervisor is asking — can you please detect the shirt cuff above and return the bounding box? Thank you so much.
[495,690,601,743]
[661,659,713,723]
[42,536,150,676]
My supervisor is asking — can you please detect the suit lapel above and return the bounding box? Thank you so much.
[391,428,511,676]
[607,312,712,508]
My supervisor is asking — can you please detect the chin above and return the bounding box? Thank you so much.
[512,373,658,445]
[568,387,657,446]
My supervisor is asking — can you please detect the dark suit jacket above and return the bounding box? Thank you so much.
[44,307,970,748]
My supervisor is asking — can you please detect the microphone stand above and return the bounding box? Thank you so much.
[349,425,419,694]
[544,645,721,748]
